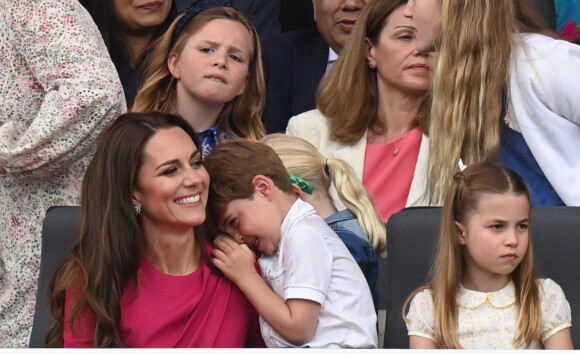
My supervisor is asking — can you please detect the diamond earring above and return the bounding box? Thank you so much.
[368,62,376,70]
[133,203,141,215]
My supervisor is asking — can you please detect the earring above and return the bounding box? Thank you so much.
[368,62,376,70]
[133,203,141,215]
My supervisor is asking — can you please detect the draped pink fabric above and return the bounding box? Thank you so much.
[64,247,262,348]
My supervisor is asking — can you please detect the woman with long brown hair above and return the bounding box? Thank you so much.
[287,0,433,222]
[47,112,261,347]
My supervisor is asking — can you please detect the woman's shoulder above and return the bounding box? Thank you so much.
[514,33,580,62]
[286,109,339,152]
[286,109,329,133]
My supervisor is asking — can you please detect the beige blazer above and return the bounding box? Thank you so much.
[287,109,432,210]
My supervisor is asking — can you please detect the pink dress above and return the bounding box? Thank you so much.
[64,253,262,347]
[363,127,422,222]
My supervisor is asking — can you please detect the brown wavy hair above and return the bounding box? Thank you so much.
[404,162,540,348]
[203,139,294,222]
[316,0,429,145]
[132,6,265,140]
[46,112,211,347]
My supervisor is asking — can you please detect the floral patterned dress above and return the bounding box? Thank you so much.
[0,0,126,346]
[406,279,572,349]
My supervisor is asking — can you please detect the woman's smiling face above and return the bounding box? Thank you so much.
[133,127,210,233]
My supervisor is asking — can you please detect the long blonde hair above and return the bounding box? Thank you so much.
[261,134,386,254]
[405,162,541,348]
[428,0,553,204]
[132,6,265,139]
[316,0,428,145]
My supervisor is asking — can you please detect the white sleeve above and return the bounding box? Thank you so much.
[508,34,580,205]
[539,278,572,343]
[406,289,436,341]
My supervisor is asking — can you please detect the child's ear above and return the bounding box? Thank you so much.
[167,52,181,79]
[291,183,305,200]
[455,221,466,245]
[252,175,274,199]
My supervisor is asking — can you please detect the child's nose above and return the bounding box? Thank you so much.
[232,232,244,244]
[504,229,519,246]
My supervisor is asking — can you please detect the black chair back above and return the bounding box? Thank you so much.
[29,206,81,347]
[381,206,580,348]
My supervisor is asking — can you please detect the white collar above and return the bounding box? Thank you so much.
[327,47,338,64]
[457,281,516,309]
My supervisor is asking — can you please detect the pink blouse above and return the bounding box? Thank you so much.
[362,127,422,222]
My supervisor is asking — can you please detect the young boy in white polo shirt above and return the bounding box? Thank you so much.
[203,139,377,348]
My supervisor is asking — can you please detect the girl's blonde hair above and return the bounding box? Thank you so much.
[404,162,541,348]
[316,0,429,145]
[261,134,386,254]
[132,6,265,139]
[427,0,553,204]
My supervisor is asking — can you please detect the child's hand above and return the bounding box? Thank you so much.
[212,236,258,284]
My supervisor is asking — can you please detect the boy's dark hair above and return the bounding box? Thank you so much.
[203,139,294,216]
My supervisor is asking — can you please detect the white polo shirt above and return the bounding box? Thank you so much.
[258,199,378,348]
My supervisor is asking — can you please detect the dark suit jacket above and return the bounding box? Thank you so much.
[175,0,280,39]
[261,29,328,133]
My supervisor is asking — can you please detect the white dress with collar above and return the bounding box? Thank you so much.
[406,279,571,349]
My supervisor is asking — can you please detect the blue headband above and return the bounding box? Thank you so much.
[172,0,233,45]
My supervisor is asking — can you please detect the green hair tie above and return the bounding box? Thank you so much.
[289,174,315,194]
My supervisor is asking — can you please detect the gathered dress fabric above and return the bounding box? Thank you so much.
[406,279,572,349]
[64,255,262,347]
[0,0,125,346]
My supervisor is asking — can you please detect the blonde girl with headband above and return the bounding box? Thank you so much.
[132,0,265,157]
[404,162,573,349]
[261,133,386,307]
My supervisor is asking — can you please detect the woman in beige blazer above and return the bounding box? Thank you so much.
[287,0,433,221]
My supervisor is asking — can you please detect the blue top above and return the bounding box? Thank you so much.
[197,125,231,159]
[325,209,379,309]
[498,121,564,206]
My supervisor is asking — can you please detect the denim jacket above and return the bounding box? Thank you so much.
[325,209,379,309]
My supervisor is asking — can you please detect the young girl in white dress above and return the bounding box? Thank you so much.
[404,162,573,349]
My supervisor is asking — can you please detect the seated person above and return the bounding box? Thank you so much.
[204,139,377,348]
[261,0,370,133]
[79,0,177,107]
[287,0,433,222]
[404,162,573,349]
[261,133,385,308]
[132,2,265,157]
[47,113,262,348]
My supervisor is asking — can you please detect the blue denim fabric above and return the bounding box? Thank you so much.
[499,121,564,206]
[325,210,379,310]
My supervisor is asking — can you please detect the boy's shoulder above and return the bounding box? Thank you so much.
[282,199,334,235]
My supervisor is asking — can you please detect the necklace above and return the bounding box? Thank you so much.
[392,132,410,156]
